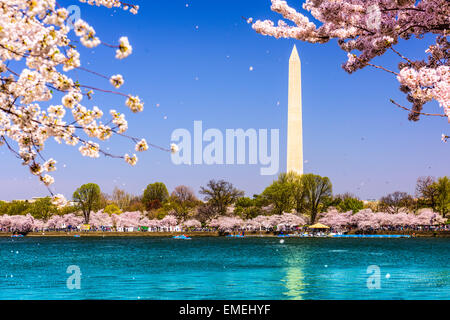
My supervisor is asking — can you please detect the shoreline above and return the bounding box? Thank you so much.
[1,231,449,238]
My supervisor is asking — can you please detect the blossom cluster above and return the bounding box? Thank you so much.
[209,213,308,232]
[0,0,150,203]
[0,211,308,232]
[319,208,447,230]
[0,211,185,232]
[397,66,450,118]
[251,0,449,134]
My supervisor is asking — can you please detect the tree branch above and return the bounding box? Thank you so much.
[390,99,447,117]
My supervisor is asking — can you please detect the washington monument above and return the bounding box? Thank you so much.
[287,45,303,175]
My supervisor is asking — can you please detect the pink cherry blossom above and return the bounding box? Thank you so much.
[252,0,449,133]
[160,215,178,227]
[182,219,202,228]
[0,0,155,200]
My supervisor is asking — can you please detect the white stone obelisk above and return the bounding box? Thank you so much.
[287,45,303,175]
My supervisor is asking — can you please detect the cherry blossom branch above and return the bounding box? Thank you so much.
[390,47,415,65]
[390,99,447,117]
[251,0,449,130]
[366,62,398,76]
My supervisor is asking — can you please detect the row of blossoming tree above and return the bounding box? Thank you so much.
[0,173,448,233]
[0,211,309,233]
[0,207,446,233]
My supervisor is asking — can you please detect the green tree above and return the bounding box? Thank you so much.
[29,197,58,220]
[199,179,244,216]
[142,182,169,210]
[73,183,101,223]
[282,172,305,213]
[124,196,146,212]
[301,173,332,223]
[0,201,9,214]
[150,207,168,220]
[104,204,122,215]
[434,176,450,218]
[338,198,364,213]
[234,197,262,219]
[58,205,79,216]
[260,172,308,215]
[334,193,364,213]
[261,175,296,215]
[5,200,31,215]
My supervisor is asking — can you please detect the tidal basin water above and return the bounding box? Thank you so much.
[0,237,448,300]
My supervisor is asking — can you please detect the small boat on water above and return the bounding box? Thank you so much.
[277,234,293,237]
[11,234,24,238]
[226,234,244,238]
[173,234,191,240]
[73,235,81,238]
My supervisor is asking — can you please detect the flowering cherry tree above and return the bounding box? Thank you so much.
[0,209,446,232]
[208,213,307,231]
[0,1,175,205]
[208,216,244,232]
[90,211,113,228]
[251,0,449,141]
[182,219,202,229]
[160,214,178,227]
[318,208,447,229]
[318,210,353,228]
[112,211,142,228]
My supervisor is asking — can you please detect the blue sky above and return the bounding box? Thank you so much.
[1,0,449,201]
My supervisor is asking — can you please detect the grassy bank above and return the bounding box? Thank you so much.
[0,231,220,237]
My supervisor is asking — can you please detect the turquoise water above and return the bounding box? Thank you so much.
[0,237,448,300]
